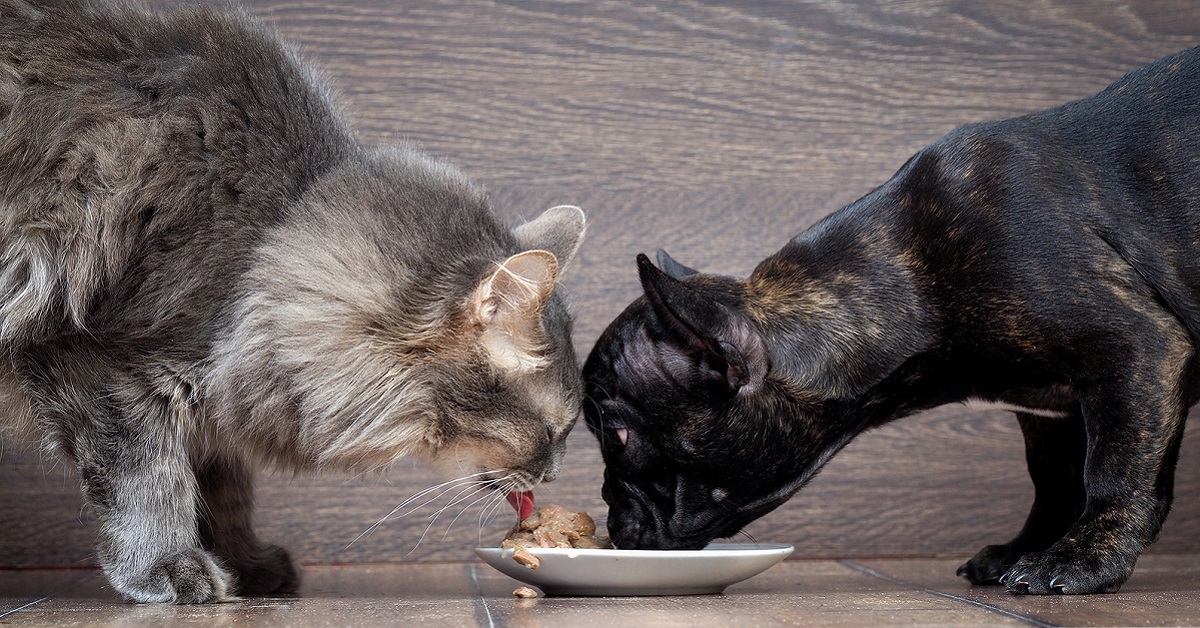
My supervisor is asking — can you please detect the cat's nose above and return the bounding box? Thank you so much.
[542,444,564,482]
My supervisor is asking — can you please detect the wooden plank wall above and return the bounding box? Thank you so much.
[3,0,1200,567]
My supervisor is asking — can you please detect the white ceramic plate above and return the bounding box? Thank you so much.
[474,543,794,596]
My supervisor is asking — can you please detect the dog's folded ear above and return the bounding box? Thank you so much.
[636,253,767,396]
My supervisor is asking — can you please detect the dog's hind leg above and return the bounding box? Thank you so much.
[1000,318,1191,595]
[957,410,1086,584]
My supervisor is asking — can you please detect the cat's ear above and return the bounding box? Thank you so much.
[636,254,767,395]
[469,250,558,370]
[512,205,586,275]
[655,249,699,279]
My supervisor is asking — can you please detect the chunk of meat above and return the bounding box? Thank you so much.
[500,504,613,569]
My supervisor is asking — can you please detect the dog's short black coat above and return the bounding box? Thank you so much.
[583,46,1200,595]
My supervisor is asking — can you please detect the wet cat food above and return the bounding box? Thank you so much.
[501,504,613,569]
[512,586,539,598]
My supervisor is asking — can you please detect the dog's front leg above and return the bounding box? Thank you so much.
[958,410,1087,584]
[999,338,1190,594]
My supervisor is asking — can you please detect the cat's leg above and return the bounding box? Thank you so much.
[21,349,236,603]
[196,454,300,595]
[999,335,1190,594]
[74,410,236,603]
[957,410,1086,584]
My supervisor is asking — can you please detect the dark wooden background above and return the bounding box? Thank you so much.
[4,0,1200,569]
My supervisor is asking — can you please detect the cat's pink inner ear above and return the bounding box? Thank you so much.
[493,250,558,311]
[470,251,559,370]
[471,250,559,324]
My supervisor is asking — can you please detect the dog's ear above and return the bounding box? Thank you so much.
[655,249,699,279]
[636,254,766,395]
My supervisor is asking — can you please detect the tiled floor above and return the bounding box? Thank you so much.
[4,554,1199,627]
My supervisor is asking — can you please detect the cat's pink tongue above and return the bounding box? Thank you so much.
[506,490,534,520]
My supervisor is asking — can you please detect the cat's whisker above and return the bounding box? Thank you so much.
[344,465,530,556]
[439,485,510,542]
[342,470,503,551]
[478,492,511,545]
[736,530,760,547]
[403,469,504,504]
[584,394,607,449]
[385,479,492,524]
[427,478,500,522]
[410,480,510,555]
[380,476,488,520]
[476,475,524,538]
[394,470,528,555]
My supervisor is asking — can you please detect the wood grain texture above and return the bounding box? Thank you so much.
[3,0,1200,568]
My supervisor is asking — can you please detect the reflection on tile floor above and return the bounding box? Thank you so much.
[4,554,1199,627]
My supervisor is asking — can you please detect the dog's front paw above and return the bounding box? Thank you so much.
[110,547,236,603]
[999,547,1133,595]
[229,544,300,596]
[957,543,1024,585]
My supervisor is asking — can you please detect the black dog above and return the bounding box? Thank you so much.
[583,47,1200,595]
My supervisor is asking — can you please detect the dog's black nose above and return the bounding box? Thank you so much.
[602,478,684,549]
[607,507,696,549]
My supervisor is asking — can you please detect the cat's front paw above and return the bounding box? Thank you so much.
[957,543,1024,585]
[999,547,1133,595]
[229,544,300,596]
[110,547,236,603]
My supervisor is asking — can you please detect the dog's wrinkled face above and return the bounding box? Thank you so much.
[584,253,842,549]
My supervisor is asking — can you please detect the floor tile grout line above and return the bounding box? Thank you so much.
[0,594,55,620]
[838,560,1061,628]
[0,570,101,620]
[468,563,498,628]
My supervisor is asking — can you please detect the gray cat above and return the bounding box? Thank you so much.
[0,0,586,603]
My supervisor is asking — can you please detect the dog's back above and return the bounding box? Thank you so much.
[583,47,1200,594]
[878,46,1200,382]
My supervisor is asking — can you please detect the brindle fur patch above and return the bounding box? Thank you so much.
[584,46,1200,595]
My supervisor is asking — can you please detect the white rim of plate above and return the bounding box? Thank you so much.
[478,543,793,559]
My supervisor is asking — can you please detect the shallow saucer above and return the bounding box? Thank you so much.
[474,543,794,596]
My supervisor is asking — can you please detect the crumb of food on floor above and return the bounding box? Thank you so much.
[513,586,539,598]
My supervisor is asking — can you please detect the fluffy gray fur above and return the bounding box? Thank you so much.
[0,0,586,603]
